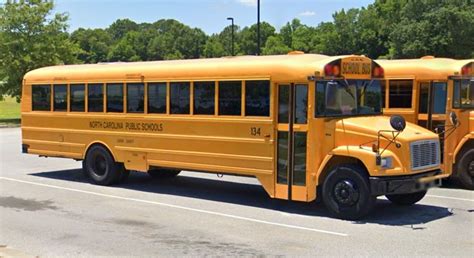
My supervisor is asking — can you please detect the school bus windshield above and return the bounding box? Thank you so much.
[316,79,382,117]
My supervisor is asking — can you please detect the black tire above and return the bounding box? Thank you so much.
[322,164,376,220]
[453,148,474,190]
[148,169,181,179]
[83,145,125,185]
[386,190,427,205]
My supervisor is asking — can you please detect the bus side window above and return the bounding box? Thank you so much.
[148,83,166,114]
[53,84,67,111]
[194,81,215,115]
[219,81,241,116]
[389,80,413,108]
[107,83,124,113]
[32,84,51,111]
[70,84,85,112]
[88,83,104,112]
[127,83,144,113]
[245,80,270,117]
[170,82,190,114]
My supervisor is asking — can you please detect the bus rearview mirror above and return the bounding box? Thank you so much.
[390,115,406,132]
[449,111,459,127]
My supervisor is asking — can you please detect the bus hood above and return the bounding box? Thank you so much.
[335,116,438,143]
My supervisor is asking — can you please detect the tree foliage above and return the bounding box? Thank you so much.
[1,0,473,101]
[0,0,78,101]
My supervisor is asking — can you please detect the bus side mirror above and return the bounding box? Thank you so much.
[390,115,406,132]
[449,111,459,127]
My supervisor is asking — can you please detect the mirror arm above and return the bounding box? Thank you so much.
[377,130,401,158]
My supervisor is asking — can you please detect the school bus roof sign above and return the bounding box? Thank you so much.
[340,57,372,79]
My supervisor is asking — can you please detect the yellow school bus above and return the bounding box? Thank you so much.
[22,53,446,219]
[377,57,473,189]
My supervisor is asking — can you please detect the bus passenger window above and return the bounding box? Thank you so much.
[170,82,190,114]
[127,83,144,113]
[219,81,241,116]
[148,83,166,114]
[70,84,85,112]
[194,82,215,115]
[53,84,67,111]
[245,80,270,116]
[389,80,413,108]
[107,83,124,113]
[88,84,104,112]
[32,85,51,111]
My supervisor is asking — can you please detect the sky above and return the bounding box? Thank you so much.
[53,0,374,34]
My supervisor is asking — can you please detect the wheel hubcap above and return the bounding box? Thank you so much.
[468,160,474,177]
[333,180,360,206]
[93,155,107,176]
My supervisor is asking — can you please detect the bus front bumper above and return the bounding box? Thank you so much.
[369,170,448,196]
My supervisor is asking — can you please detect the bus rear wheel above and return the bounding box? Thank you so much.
[454,148,474,190]
[83,145,126,185]
[322,164,375,220]
[386,190,427,205]
[148,169,181,179]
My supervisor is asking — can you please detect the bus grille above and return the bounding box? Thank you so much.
[410,140,440,170]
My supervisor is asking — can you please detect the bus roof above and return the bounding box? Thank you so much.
[376,57,473,80]
[24,53,373,83]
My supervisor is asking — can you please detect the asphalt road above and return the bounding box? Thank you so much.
[1,127,473,256]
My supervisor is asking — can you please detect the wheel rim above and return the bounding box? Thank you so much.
[333,180,360,206]
[468,160,474,177]
[92,155,107,176]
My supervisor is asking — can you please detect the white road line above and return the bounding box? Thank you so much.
[0,176,348,237]
[426,194,474,202]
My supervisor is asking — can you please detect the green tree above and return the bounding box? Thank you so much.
[107,19,139,41]
[203,36,226,57]
[107,31,140,61]
[147,19,207,60]
[70,28,112,63]
[279,19,303,49]
[262,35,290,55]
[217,25,241,56]
[389,0,474,58]
[0,0,78,101]
[239,22,276,55]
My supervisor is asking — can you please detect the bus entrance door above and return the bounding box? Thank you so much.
[418,81,448,130]
[275,83,309,201]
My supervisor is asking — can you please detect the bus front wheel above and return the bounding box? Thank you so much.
[455,148,474,190]
[83,145,126,185]
[386,190,427,205]
[322,164,375,220]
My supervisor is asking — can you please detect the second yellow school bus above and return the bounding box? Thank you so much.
[22,53,446,219]
[377,57,473,189]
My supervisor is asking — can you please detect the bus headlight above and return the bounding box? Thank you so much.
[380,157,393,169]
